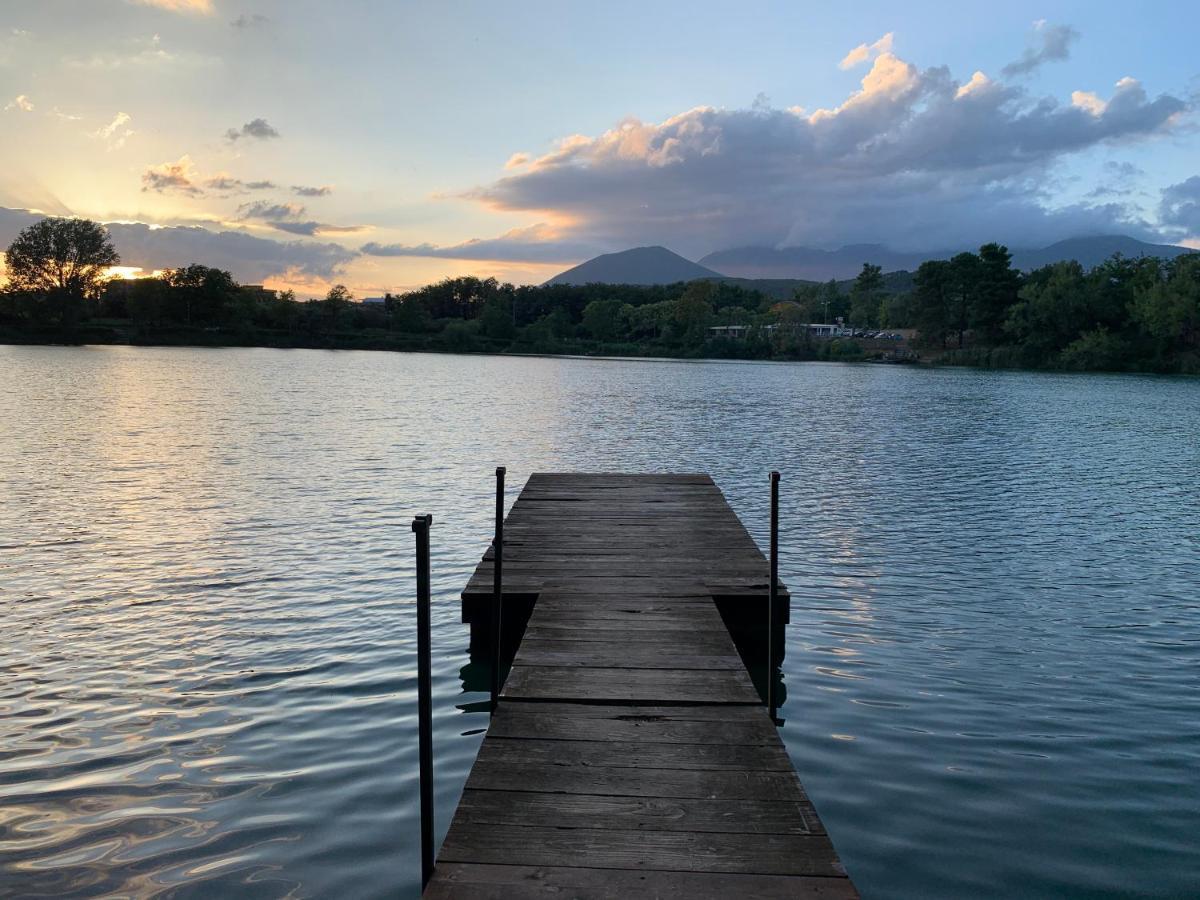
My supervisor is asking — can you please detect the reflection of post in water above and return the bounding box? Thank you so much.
[458,595,536,703]
[716,595,789,723]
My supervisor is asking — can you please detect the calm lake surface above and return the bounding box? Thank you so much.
[1,345,1198,898]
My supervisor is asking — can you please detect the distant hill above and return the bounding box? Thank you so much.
[544,246,723,286]
[700,244,932,281]
[1008,236,1194,272]
[698,235,1194,281]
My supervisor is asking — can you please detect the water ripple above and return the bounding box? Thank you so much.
[2,347,1198,897]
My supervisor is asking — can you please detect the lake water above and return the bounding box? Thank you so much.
[1,345,1198,898]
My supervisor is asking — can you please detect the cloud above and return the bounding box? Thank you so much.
[142,159,290,196]
[1002,23,1079,78]
[0,206,357,282]
[225,118,280,141]
[1159,177,1200,235]
[292,184,333,197]
[205,175,276,192]
[1085,160,1146,199]
[231,13,268,28]
[463,37,1187,255]
[839,33,893,70]
[4,94,34,112]
[361,224,596,264]
[91,111,134,150]
[142,155,203,195]
[236,199,366,237]
[269,221,369,236]
[130,0,214,14]
[238,200,307,220]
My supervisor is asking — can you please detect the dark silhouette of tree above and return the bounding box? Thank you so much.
[163,265,239,327]
[912,259,952,348]
[971,243,1020,344]
[3,217,120,324]
[947,252,981,348]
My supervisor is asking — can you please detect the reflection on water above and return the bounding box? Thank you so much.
[2,346,1198,898]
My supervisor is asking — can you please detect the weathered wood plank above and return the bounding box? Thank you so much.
[488,703,782,745]
[464,760,808,800]
[475,737,794,773]
[455,789,826,835]
[426,864,859,900]
[438,824,846,877]
[502,665,761,704]
[514,644,745,670]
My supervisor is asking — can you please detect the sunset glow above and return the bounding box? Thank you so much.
[2,2,1197,299]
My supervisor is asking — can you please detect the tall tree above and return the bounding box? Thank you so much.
[971,243,1021,344]
[3,217,120,324]
[912,259,952,348]
[849,263,884,328]
[947,252,981,348]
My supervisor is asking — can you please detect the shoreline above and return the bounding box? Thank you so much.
[4,334,1198,378]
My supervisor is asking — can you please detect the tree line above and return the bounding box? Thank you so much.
[2,216,1197,373]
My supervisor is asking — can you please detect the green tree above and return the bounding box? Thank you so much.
[971,243,1021,344]
[819,278,846,323]
[912,259,952,348]
[848,263,884,328]
[3,217,120,324]
[582,298,626,342]
[1058,327,1131,371]
[947,252,981,348]
[1004,261,1089,365]
[673,281,715,340]
[388,293,432,333]
[1130,253,1200,358]
[479,295,517,341]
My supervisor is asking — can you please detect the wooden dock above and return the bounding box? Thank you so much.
[425,473,856,898]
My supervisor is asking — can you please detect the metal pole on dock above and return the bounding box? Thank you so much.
[767,471,780,724]
[490,467,506,716]
[411,513,435,889]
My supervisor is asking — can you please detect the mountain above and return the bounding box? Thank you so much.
[1008,236,1194,272]
[544,246,722,286]
[698,235,1194,281]
[699,244,932,281]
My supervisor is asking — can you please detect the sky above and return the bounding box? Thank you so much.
[1,0,1198,296]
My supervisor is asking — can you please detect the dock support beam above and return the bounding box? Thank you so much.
[411,514,435,889]
[767,471,780,724]
[490,467,505,716]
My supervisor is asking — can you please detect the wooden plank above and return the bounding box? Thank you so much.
[502,666,761,704]
[475,737,794,773]
[464,760,808,801]
[514,644,745,670]
[426,864,859,900]
[487,703,781,745]
[455,789,825,835]
[438,824,847,877]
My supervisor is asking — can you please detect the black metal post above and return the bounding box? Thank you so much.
[411,514,435,889]
[490,467,506,716]
[767,471,780,724]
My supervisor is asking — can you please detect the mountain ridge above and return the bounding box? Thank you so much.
[542,235,1194,286]
[698,235,1194,281]
[544,246,722,286]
